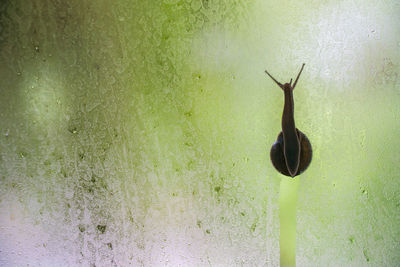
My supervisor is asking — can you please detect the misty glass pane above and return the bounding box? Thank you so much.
[0,0,399,266]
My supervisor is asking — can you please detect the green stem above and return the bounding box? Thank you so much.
[279,177,299,267]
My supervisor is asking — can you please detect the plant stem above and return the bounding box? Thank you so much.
[279,177,299,267]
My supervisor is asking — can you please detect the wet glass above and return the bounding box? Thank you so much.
[0,1,399,266]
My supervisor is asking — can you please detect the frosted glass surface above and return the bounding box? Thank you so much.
[0,0,399,266]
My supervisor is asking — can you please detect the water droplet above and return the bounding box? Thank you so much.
[68,127,78,134]
[191,0,202,11]
[250,222,257,232]
[78,224,85,232]
[361,189,367,194]
[34,46,39,52]
[17,72,21,76]
[184,111,193,117]
[360,187,368,196]
[363,249,370,262]
[97,225,107,234]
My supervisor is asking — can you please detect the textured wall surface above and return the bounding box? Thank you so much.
[0,0,399,266]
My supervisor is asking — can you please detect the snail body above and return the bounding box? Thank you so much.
[265,64,312,177]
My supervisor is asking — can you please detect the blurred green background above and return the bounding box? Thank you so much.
[0,0,399,266]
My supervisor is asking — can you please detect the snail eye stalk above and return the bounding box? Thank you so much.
[292,63,305,90]
[265,70,283,89]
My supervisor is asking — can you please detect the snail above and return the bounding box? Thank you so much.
[265,63,312,177]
